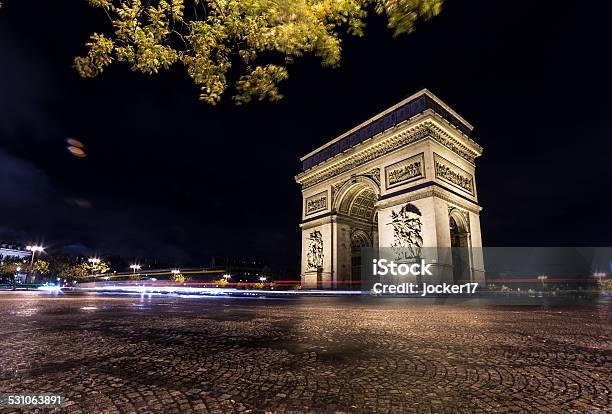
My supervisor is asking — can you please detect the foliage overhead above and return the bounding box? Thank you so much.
[75,0,443,104]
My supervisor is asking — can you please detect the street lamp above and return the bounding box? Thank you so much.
[223,274,231,281]
[25,245,44,284]
[171,269,181,275]
[537,275,548,289]
[259,277,267,282]
[12,266,22,291]
[593,272,606,288]
[88,258,101,277]
[26,245,44,252]
[130,264,141,274]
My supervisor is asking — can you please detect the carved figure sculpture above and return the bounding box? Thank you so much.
[307,230,324,270]
[387,204,423,260]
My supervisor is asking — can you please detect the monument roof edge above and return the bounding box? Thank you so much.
[299,89,474,162]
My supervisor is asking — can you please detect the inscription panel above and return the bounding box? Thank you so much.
[305,191,328,216]
[433,153,474,195]
[385,153,425,190]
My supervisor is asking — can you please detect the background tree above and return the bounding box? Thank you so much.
[75,0,443,104]
[47,254,73,277]
[84,261,111,276]
[213,277,228,287]
[598,278,612,292]
[60,263,91,281]
[32,260,50,276]
[171,271,186,283]
[0,259,23,283]
[0,261,20,275]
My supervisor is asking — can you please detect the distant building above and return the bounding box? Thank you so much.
[0,243,31,260]
[209,257,271,283]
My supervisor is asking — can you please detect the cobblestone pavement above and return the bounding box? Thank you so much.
[0,292,610,414]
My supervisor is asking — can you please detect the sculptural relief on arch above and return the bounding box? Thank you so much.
[295,89,486,289]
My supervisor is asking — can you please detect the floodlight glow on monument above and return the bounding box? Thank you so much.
[296,89,484,289]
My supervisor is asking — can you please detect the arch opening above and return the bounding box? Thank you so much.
[449,211,471,283]
[336,179,379,290]
[350,229,371,288]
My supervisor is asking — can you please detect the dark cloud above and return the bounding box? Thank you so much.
[0,150,51,208]
[0,27,59,142]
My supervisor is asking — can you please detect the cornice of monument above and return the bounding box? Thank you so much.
[295,114,482,189]
[300,89,474,162]
[298,89,481,174]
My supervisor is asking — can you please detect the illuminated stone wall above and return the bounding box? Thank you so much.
[296,89,485,289]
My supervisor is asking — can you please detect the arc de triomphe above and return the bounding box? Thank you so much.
[295,89,485,289]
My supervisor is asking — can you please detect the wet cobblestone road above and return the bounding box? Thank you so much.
[0,292,610,413]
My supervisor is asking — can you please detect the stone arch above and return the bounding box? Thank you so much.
[333,175,380,221]
[333,177,380,290]
[350,229,371,250]
[449,208,471,283]
[449,208,469,234]
[349,229,372,289]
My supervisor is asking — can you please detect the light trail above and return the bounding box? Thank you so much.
[66,284,362,296]
[37,285,63,293]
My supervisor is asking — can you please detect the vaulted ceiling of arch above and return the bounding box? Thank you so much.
[338,183,367,214]
[337,182,378,222]
[348,188,376,221]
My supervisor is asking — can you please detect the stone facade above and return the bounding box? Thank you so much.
[295,89,485,289]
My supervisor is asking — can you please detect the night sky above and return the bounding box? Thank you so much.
[1,1,610,272]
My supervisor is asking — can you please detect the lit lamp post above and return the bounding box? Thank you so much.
[130,264,141,283]
[12,266,21,291]
[26,245,44,284]
[593,272,606,289]
[88,258,101,277]
[537,275,548,290]
[222,274,231,287]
